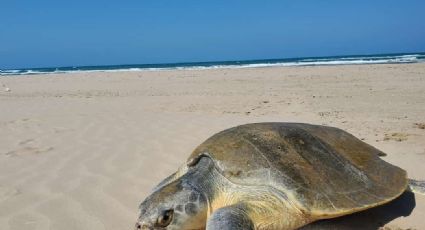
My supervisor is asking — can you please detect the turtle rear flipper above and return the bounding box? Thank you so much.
[408,179,425,195]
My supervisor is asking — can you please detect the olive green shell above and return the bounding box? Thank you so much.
[188,123,407,218]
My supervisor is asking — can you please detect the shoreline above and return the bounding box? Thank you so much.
[0,62,424,79]
[2,52,424,76]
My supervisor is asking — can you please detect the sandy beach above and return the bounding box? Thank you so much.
[0,63,424,229]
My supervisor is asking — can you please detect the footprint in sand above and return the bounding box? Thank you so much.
[383,133,409,142]
[0,185,20,201]
[5,146,54,157]
[414,122,425,129]
[18,138,35,145]
[4,138,54,157]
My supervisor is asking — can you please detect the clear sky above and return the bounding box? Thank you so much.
[1,0,425,69]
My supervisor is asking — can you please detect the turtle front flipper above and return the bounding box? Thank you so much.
[206,203,254,230]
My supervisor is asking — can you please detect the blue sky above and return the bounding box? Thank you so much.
[1,0,424,69]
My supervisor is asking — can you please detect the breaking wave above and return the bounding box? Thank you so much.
[1,52,424,76]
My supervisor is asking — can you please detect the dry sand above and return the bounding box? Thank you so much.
[0,63,424,230]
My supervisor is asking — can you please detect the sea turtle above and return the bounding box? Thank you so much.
[135,123,424,230]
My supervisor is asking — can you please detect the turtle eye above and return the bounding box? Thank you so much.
[156,209,174,227]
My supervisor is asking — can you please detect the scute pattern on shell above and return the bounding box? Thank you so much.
[188,123,407,217]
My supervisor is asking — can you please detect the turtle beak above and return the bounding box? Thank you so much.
[134,222,153,230]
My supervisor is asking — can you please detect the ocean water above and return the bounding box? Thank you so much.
[1,52,425,76]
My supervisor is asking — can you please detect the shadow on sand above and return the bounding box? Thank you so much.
[299,191,416,230]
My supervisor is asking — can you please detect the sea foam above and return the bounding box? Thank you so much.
[1,53,424,76]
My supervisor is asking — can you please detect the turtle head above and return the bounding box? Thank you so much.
[135,179,208,230]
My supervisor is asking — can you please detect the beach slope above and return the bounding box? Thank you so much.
[0,63,424,229]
